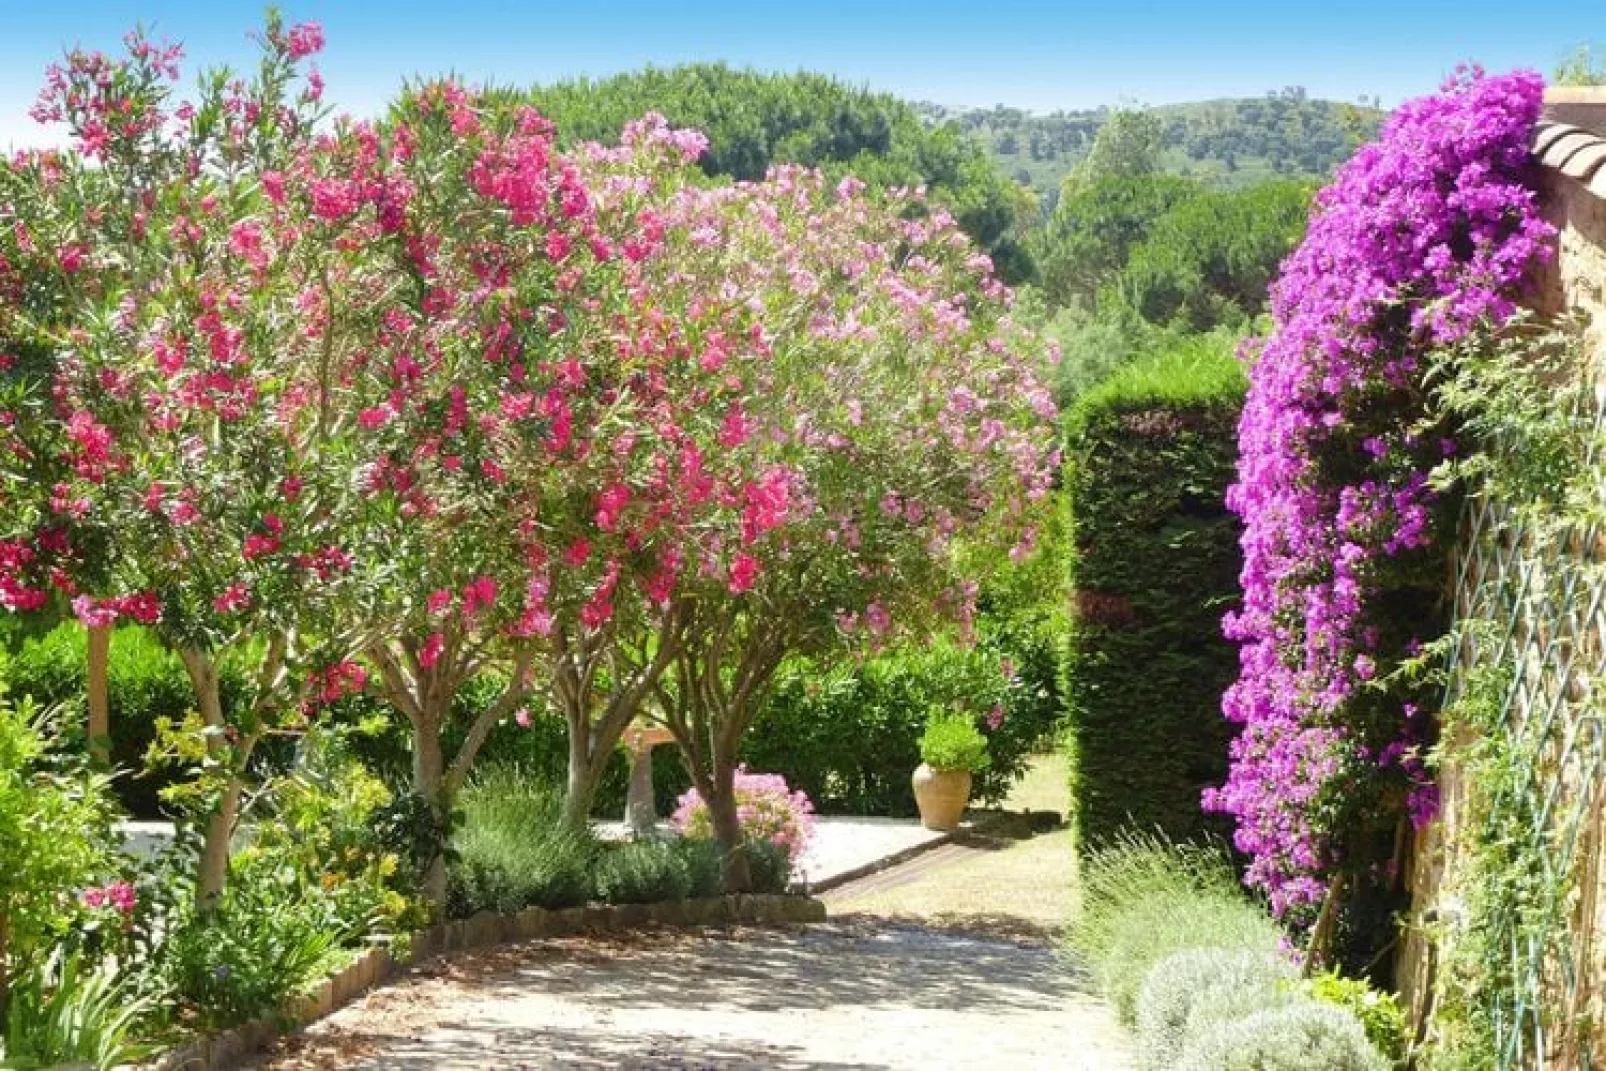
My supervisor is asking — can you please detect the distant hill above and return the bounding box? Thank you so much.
[917,89,1384,207]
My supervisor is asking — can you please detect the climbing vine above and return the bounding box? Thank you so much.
[1420,314,1604,1069]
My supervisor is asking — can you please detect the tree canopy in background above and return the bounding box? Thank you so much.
[920,90,1381,207]
[504,64,1037,282]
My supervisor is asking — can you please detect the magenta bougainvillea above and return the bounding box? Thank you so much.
[1208,69,1554,921]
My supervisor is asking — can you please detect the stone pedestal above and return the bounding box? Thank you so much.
[623,723,676,836]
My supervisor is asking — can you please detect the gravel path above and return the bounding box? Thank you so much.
[255,920,1130,1070]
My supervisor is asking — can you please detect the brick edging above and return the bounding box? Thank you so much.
[146,893,826,1070]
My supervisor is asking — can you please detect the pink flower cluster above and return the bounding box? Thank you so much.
[672,768,816,862]
[80,880,136,915]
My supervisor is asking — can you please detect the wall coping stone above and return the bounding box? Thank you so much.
[1544,86,1606,137]
[1533,121,1606,201]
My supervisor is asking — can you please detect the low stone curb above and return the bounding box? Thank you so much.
[800,809,1019,896]
[147,893,826,1070]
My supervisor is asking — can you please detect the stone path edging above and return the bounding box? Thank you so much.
[147,893,825,1071]
[798,809,1015,895]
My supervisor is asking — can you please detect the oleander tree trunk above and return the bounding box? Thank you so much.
[658,605,792,894]
[369,633,535,915]
[551,605,688,830]
[86,624,111,768]
[178,647,256,915]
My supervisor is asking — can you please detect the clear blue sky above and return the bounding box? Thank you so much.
[0,1,1598,148]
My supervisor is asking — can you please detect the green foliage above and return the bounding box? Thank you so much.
[1119,180,1311,331]
[1062,109,1165,193]
[159,899,343,1032]
[0,623,249,818]
[1176,1002,1390,1071]
[747,636,1055,817]
[148,853,351,1034]
[675,838,727,899]
[0,687,120,1006]
[236,729,427,938]
[1064,340,1245,846]
[0,949,155,1071]
[509,64,1035,281]
[745,838,794,895]
[918,710,989,773]
[447,767,598,915]
[923,90,1380,203]
[1033,173,1200,313]
[1070,832,1284,1025]
[1304,971,1408,1066]
[1137,948,1298,1070]
[593,841,692,905]
[1418,315,1602,1068]
[1554,44,1606,86]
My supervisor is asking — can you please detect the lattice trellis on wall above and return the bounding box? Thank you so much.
[1438,391,1606,1069]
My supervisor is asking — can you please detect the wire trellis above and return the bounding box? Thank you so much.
[1441,390,1606,1069]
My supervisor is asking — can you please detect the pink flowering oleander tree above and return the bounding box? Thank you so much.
[303,92,732,905]
[628,168,1060,890]
[1,17,370,911]
[1209,69,1553,953]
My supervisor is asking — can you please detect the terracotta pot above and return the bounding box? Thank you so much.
[912,763,972,831]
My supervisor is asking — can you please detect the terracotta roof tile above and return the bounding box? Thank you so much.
[1533,122,1606,203]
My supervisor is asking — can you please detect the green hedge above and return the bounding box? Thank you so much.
[0,621,251,818]
[744,540,1067,818]
[1064,338,1244,846]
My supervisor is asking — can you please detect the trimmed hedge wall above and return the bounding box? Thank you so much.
[1065,339,1245,847]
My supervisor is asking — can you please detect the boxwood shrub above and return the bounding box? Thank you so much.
[1064,338,1244,846]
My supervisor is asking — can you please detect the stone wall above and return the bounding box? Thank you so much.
[1398,89,1606,1069]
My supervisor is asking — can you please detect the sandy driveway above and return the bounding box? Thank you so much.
[255,919,1129,1070]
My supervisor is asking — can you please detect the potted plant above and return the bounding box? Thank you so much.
[912,709,989,831]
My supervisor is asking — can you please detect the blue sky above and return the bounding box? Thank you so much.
[0,1,1598,148]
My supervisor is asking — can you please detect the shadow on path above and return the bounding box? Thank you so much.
[460,920,1076,1017]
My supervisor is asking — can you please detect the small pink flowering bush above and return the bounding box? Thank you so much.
[672,769,816,863]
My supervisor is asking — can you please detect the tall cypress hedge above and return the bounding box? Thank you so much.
[1064,338,1245,847]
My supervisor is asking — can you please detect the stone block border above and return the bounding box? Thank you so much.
[147,893,826,1070]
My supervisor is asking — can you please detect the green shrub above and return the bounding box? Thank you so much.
[747,639,1057,816]
[447,767,597,916]
[1176,1001,1391,1071]
[1070,832,1282,1025]
[675,838,726,899]
[159,885,346,1031]
[0,949,155,1070]
[746,838,793,894]
[1136,947,1298,1070]
[0,623,248,818]
[236,728,426,938]
[918,710,989,772]
[1064,338,1245,846]
[594,841,692,905]
[1304,971,1409,1066]
[0,687,121,1004]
